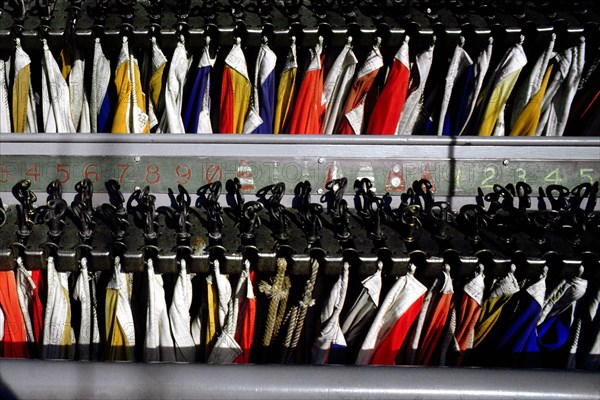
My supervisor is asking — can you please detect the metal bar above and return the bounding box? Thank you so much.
[0,360,598,400]
[2,133,599,146]
[1,134,598,160]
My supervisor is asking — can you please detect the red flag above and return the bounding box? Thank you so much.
[289,38,325,134]
[366,37,411,135]
[370,296,424,365]
[337,40,384,135]
[234,269,257,363]
[0,271,29,358]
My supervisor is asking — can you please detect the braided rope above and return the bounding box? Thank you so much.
[260,257,289,347]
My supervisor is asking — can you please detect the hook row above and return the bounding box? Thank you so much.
[0,177,598,286]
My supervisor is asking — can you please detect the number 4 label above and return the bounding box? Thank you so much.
[25,164,40,182]
[544,168,561,185]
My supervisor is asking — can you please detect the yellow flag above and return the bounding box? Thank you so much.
[473,294,515,347]
[104,289,135,361]
[112,37,149,134]
[274,41,297,134]
[510,65,554,136]
[205,278,218,356]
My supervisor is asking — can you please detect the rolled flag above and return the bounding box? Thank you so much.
[527,272,587,367]
[12,38,38,133]
[476,36,527,136]
[15,258,36,353]
[273,38,298,134]
[207,260,237,363]
[472,265,520,351]
[289,37,325,134]
[144,258,176,362]
[41,39,76,133]
[42,256,74,360]
[111,36,149,134]
[336,38,384,135]
[243,40,277,134]
[492,269,547,366]
[219,37,251,134]
[535,37,586,136]
[72,257,101,360]
[414,266,454,365]
[458,38,493,135]
[61,45,91,132]
[0,306,4,350]
[204,273,219,357]
[341,261,383,359]
[0,58,11,132]
[0,270,28,358]
[104,256,136,361]
[183,37,216,133]
[209,261,256,364]
[569,281,600,369]
[31,270,44,354]
[437,37,473,136]
[312,262,350,364]
[396,42,435,135]
[441,266,485,365]
[201,261,231,358]
[157,38,191,133]
[233,260,257,363]
[366,36,410,135]
[90,38,112,133]
[214,259,232,330]
[356,264,427,365]
[564,57,600,136]
[169,259,197,362]
[322,37,357,135]
[510,34,556,135]
[144,36,167,131]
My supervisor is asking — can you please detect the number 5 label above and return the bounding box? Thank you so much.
[580,168,595,184]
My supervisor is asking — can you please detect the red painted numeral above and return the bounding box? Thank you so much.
[145,164,160,185]
[176,164,191,185]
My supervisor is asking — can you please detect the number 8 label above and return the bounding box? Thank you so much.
[146,164,160,184]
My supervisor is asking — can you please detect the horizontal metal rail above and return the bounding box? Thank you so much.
[1,360,599,400]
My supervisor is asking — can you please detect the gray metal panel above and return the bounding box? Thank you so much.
[0,134,598,207]
[1,360,598,400]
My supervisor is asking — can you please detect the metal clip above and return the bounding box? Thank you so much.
[262,182,290,241]
[74,178,95,222]
[200,181,224,241]
[399,204,422,243]
[227,177,245,220]
[546,184,570,211]
[139,186,158,242]
[44,198,67,241]
[12,179,37,240]
[428,201,451,240]
[72,179,95,242]
[516,181,532,211]
[0,197,5,228]
[413,179,435,211]
[175,184,192,243]
[240,201,263,240]
[324,177,350,240]
[456,204,487,244]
